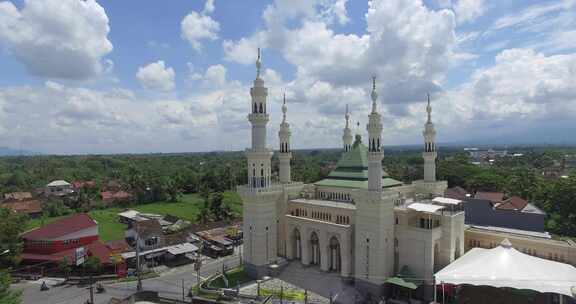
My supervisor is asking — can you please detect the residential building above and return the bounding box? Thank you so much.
[125,219,165,251]
[2,199,42,218]
[3,191,33,201]
[101,190,132,205]
[465,192,546,233]
[19,213,124,275]
[45,180,74,196]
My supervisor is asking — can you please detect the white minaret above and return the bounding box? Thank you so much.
[342,104,353,152]
[423,93,437,182]
[355,77,395,294]
[367,77,384,192]
[278,92,292,183]
[247,48,273,189]
[241,49,278,278]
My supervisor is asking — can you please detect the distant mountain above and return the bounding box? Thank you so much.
[0,147,39,156]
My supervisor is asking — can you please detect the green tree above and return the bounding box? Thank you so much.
[0,208,26,265]
[58,257,71,279]
[84,256,102,274]
[0,271,21,304]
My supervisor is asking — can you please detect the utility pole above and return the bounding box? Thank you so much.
[89,273,94,304]
[181,279,185,302]
[136,231,142,291]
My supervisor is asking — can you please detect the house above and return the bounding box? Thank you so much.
[72,180,97,190]
[125,219,165,252]
[465,192,546,233]
[444,186,469,200]
[101,191,132,205]
[20,213,126,275]
[21,213,99,256]
[45,180,74,196]
[2,199,42,218]
[3,192,33,201]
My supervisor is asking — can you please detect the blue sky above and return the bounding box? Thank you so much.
[0,0,575,154]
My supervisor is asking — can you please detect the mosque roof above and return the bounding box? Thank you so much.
[314,134,402,190]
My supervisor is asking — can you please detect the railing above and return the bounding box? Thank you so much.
[237,182,304,195]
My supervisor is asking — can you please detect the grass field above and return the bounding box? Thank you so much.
[209,266,250,288]
[25,192,243,242]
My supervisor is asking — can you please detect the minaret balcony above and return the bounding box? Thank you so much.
[248,113,269,123]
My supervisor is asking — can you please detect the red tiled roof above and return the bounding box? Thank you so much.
[72,181,97,189]
[474,191,504,202]
[445,186,468,200]
[101,191,132,201]
[2,199,42,215]
[86,240,112,264]
[106,239,131,253]
[21,240,113,265]
[496,196,528,211]
[22,214,97,240]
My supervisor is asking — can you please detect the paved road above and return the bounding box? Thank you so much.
[15,251,242,304]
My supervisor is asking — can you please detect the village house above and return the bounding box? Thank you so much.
[45,180,74,196]
[19,213,126,276]
[2,199,42,218]
[3,191,33,201]
[101,190,133,205]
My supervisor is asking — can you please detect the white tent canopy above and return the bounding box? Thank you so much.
[435,239,576,297]
[408,202,444,213]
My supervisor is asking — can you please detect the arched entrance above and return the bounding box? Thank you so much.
[292,228,302,260]
[309,232,320,266]
[328,236,341,272]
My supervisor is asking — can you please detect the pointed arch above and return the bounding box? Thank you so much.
[328,236,341,272]
[309,231,320,266]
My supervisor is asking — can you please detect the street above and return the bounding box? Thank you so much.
[13,249,243,304]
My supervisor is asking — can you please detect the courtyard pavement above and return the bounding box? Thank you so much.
[239,261,363,304]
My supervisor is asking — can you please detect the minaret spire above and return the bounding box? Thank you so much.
[366,76,384,192]
[371,76,378,114]
[423,93,437,182]
[256,48,262,79]
[247,48,271,188]
[282,92,287,123]
[342,104,353,152]
[279,90,292,183]
[426,93,432,123]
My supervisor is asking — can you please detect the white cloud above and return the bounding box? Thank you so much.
[181,11,220,51]
[136,61,175,91]
[203,0,215,14]
[453,0,485,24]
[0,0,112,79]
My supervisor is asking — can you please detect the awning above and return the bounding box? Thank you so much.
[407,202,444,213]
[167,243,198,255]
[435,239,576,297]
[385,277,418,290]
[432,197,462,205]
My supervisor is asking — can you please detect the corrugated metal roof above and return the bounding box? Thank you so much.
[22,214,97,240]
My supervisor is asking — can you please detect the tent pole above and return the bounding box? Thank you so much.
[442,282,445,304]
[433,278,437,303]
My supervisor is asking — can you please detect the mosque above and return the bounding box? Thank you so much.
[238,50,466,298]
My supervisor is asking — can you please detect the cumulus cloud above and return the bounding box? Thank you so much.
[224,0,457,116]
[136,61,175,91]
[203,0,215,14]
[452,0,485,24]
[181,11,220,51]
[0,0,112,79]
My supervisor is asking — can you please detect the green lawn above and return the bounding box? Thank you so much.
[24,192,243,242]
[209,266,250,289]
